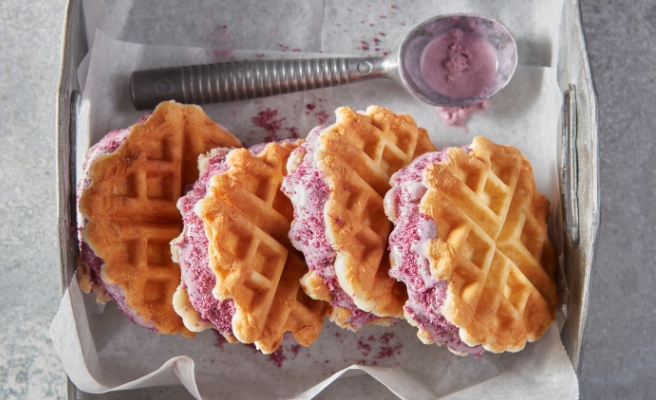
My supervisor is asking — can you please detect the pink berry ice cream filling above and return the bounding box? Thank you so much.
[172,147,237,334]
[282,127,379,330]
[385,148,483,356]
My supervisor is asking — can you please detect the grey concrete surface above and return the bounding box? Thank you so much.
[0,0,654,399]
[578,1,656,399]
[0,1,69,399]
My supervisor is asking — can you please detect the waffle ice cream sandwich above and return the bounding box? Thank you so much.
[384,136,559,355]
[77,101,241,336]
[282,106,436,330]
[170,147,239,341]
[173,141,329,353]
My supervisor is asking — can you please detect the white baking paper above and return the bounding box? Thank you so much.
[53,0,578,398]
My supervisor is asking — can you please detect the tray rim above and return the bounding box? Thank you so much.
[55,0,600,397]
[558,0,601,376]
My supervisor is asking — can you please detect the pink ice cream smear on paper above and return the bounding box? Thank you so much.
[436,100,489,131]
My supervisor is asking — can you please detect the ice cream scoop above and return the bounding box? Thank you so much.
[130,14,517,110]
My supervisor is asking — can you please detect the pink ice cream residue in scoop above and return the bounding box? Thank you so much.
[282,127,380,330]
[420,28,497,99]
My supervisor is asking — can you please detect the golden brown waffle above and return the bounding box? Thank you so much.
[78,101,241,337]
[316,106,434,320]
[421,136,558,353]
[413,127,436,159]
[197,142,329,353]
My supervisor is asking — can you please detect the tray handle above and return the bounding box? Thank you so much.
[560,84,580,247]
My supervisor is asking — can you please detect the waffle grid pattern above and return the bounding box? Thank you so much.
[423,136,558,353]
[317,106,432,318]
[199,143,326,353]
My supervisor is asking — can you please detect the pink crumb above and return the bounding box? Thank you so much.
[267,349,287,368]
[379,332,395,345]
[357,339,372,357]
[286,127,300,139]
[136,113,151,124]
[204,25,235,61]
[213,330,228,350]
[289,345,301,359]
[277,44,302,52]
[315,110,330,125]
[375,343,403,359]
[252,108,285,141]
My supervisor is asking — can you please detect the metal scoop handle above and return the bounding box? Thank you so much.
[130,57,391,110]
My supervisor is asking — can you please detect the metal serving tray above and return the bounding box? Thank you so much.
[56,0,600,398]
